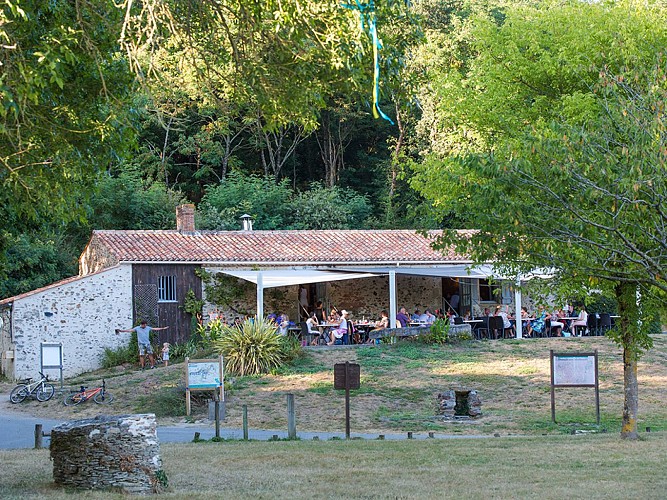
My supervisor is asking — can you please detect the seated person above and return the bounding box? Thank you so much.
[571,306,588,335]
[411,309,422,322]
[421,308,436,324]
[307,313,325,345]
[549,309,565,336]
[527,306,547,337]
[366,310,389,343]
[277,314,289,336]
[328,307,340,323]
[494,305,514,337]
[328,309,349,345]
[396,307,410,327]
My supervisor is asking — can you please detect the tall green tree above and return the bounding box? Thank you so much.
[1,0,135,294]
[411,0,667,439]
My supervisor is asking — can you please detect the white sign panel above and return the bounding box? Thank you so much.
[188,361,223,389]
[41,343,63,368]
[553,355,596,386]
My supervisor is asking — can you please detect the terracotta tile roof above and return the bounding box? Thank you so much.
[86,229,473,265]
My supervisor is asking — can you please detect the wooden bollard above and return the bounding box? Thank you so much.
[287,394,296,439]
[34,424,43,449]
[407,432,413,439]
[242,405,248,440]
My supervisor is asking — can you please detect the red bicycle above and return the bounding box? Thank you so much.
[63,379,114,406]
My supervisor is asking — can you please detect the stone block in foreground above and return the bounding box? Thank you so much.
[50,414,164,495]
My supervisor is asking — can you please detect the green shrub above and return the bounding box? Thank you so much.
[169,337,202,362]
[419,319,449,345]
[212,318,296,376]
[101,332,138,367]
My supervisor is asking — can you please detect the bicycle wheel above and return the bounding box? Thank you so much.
[63,392,85,406]
[93,391,114,404]
[36,383,56,402]
[10,385,29,404]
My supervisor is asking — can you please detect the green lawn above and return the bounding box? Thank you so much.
[1,433,666,498]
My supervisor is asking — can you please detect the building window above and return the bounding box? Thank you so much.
[478,279,501,302]
[158,275,177,302]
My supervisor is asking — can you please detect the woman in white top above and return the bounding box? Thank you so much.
[328,309,349,345]
[571,306,588,336]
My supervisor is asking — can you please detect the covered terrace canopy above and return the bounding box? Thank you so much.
[216,265,510,330]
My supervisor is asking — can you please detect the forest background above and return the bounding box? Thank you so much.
[1,0,665,304]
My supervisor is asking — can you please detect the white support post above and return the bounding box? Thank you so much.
[389,270,397,329]
[515,276,523,339]
[256,272,264,320]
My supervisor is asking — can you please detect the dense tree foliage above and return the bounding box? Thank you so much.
[410,0,667,439]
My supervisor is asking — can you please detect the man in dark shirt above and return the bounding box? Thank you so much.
[396,307,410,328]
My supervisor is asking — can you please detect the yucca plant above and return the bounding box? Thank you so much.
[213,318,286,376]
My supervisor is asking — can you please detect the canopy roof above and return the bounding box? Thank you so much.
[218,269,380,288]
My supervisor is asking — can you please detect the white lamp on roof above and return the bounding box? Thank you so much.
[240,214,253,231]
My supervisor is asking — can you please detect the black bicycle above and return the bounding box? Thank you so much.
[10,372,56,403]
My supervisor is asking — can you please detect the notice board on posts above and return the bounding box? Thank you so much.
[185,356,224,416]
[550,350,599,424]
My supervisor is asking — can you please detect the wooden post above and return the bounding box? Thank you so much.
[550,350,556,423]
[214,394,220,439]
[594,349,600,425]
[345,362,351,439]
[242,404,248,440]
[287,394,296,439]
[34,424,43,449]
[185,356,191,416]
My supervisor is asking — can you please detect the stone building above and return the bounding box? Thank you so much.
[0,204,524,380]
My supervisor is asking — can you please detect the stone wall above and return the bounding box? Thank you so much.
[79,234,120,276]
[0,306,13,378]
[9,265,133,380]
[51,414,163,495]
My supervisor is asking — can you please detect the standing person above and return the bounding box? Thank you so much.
[161,342,171,367]
[450,292,460,314]
[299,285,309,319]
[116,321,169,370]
[313,301,326,324]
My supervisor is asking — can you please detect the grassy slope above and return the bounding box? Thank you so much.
[3,335,667,436]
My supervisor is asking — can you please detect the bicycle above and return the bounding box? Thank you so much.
[9,372,56,403]
[63,379,114,406]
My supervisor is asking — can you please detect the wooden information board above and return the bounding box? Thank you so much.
[185,356,224,416]
[550,350,599,424]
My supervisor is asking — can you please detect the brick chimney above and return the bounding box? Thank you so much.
[176,204,196,233]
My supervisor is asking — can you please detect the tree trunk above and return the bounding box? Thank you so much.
[621,346,639,439]
[616,281,640,440]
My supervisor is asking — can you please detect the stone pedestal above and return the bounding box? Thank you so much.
[437,389,482,419]
[50,414,164,495]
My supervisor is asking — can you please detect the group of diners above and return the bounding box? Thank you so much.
[468,304,591,339]
[298,303,394,346]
